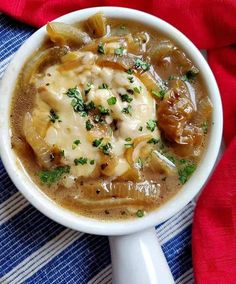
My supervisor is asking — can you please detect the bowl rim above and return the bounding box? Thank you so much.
[0,6,223,236]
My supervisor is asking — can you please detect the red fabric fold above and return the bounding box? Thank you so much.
[0,1,236,282]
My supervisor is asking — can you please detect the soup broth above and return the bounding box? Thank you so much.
[10,13,212,220]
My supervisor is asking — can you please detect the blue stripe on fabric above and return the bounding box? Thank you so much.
[0,160,18,204]
[0,14,35,61]
[24,234,110,284]
[0,205,66,278]
[162,225,192,281]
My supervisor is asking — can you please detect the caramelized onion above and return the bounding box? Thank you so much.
[23,112,52,168]
[86,12,107,37]
[46,22,91,46]
[22,46,69,86]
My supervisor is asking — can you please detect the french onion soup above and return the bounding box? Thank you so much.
[10,13,213,219]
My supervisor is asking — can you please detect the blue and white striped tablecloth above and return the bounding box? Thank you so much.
[0,14,194,284]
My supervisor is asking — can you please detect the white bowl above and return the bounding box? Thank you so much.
[0,7,223,284]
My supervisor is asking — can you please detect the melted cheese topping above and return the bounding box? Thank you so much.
[30,51,159,185]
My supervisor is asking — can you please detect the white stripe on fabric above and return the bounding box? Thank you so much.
[158,209,193,244]
[0,193,29,225]
[157,204,194,241]
[0,54,13,76]
[0,229,83,284]
[176,268,194,284]
[88,264,112,284]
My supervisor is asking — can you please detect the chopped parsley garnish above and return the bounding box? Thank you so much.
[73,139,81,145]
[201,121,208,134]
[168,75,177,81]
[107,96,117,105]
[49,109,60,123]
[92,138,103,147]
[125,137,132,142]
[114,46,124,56]
[93,114,103,124]
[147,138,159,144]
[98,105,110,115]
[134,58,151,71]
[84,83,92,95]
[128,76,134,83]
[138,126,143,131]
[136,209,144,218]
[124,143,134,148]
[136,157,143,169]
[74,157,88,165]
[98,83,109,89]
[97,42,105,54]
[100,142,112,155]
[85,119,94,131]
[133,86,141,94]
[146,119,157,132]
[85,101,95,112]
[151,89,165,99]
[59,150,65,157]
[178,163,196,184]
[120,94,133,103]
[90,159,95,165]
[126,69,134,75]
[122,105,132,116]
[66,87,87,116]
[38,166,70,186]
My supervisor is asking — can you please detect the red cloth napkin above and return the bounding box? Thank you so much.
[1,1,236,282]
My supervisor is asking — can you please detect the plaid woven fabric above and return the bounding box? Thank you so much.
[0,14,194,284]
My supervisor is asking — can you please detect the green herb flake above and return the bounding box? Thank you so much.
[66,87,87,116]
[59,150,65,157]
[92,138,103,147]
[49,109,60,123]
[133,86,141,94]
[90,159,95,165]
[201,121,208,134]
[74,157,88,166]
[136,209,144,218]
[107,96,117,105]
[146,119,157,132]
[134,58,151,71]
[147,138,159,144]
[178,163,196,184]
[124,143,134,148]
[125,137,132,142]
[138,126,143,132]
[100,142,112,155]
[86,119,94,131]
[73,139,81,146]
[98,105,110,115]
[151,89,165,99]
[122,105,132,116]
[120,94,133,103]
[114,46,124,57]
[168,75,177,81]
[98,83,109,89]
[136,157,143,169]
[93,114,103,124]
[38,166,70,186]
[97,42,105,54]
[126,69,134,75]
[128,76,134,83]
